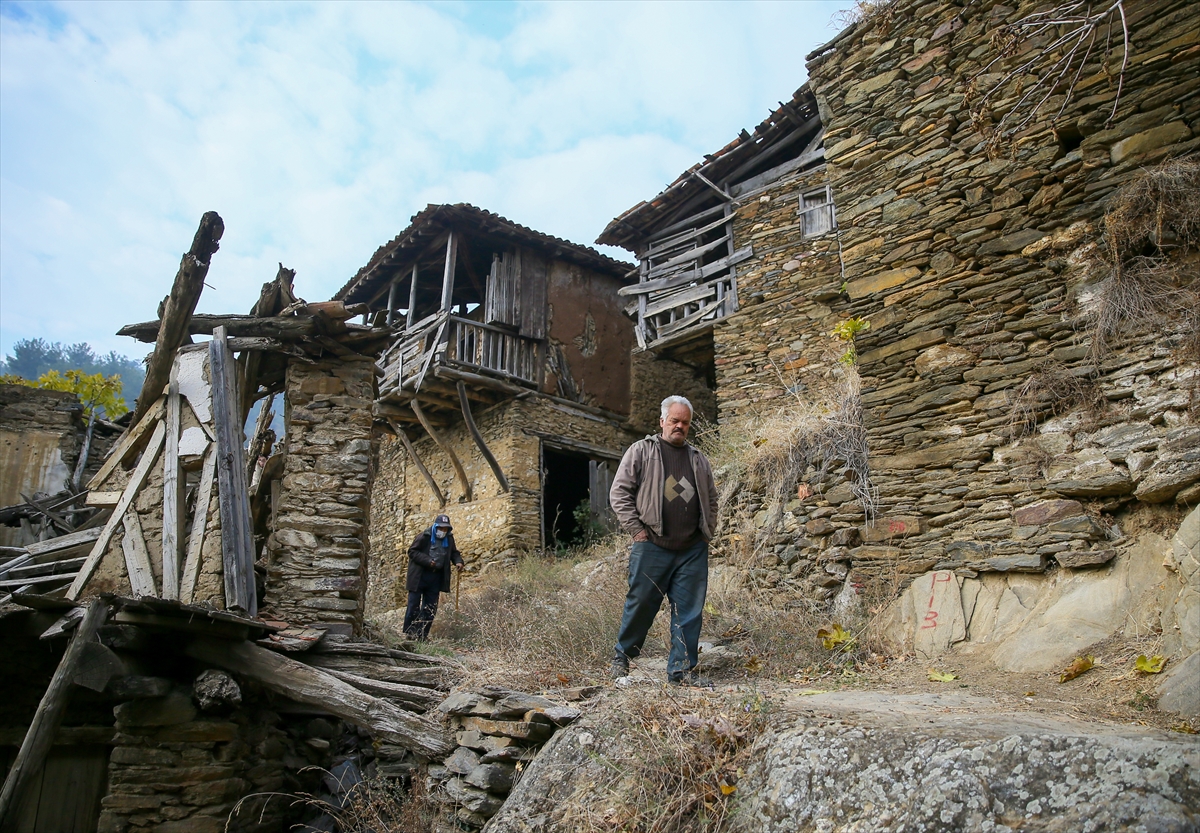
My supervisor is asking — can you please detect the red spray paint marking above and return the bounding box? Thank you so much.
[920,571,952,630]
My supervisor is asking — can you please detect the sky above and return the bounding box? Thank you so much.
[1,0,853,363]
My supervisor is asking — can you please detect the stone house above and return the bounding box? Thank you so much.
[335,204,712,618]
[601,0,1199,668]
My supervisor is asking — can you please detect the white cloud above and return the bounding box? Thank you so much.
[0,0,850,360]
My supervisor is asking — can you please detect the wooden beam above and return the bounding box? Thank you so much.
[161,362,183,600]
[322,668,443,711]
[71,414,96,494]
[180,446,217,605]
[130,212,224,428]
[185,637,455,759]
[87,398,167,490]
[0,600,107,830]
[386,418,445,508]
[406,264,419,332]
[68,421,167,600]
[411,401,472,503]
[386,279,400,327]
[121,510,157,598]
[440,230,458,313]
[458,382,509,493]
[209,327,256,617]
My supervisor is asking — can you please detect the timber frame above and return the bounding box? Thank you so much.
[598,84,827,364]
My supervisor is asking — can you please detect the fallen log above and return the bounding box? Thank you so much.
[186,637,454,759]
[299,653,453,689]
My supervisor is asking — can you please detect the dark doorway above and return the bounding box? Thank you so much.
[542,447,591,549]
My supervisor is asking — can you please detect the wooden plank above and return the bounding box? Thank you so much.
[643,282,718,319]
[643,201,729,246]
[209,327,256,617]
[86,398,166,491]
[729,138,825,199]
[322,669,442,711]
[120,510,157,598]
[412,317,448,394]
[411,401,472,503]
[386,419,445,508]
[0,600,106,830]
[645,211,733,254]
[620,246,751,297]
[71,414,96,494]
[161,362,183,601]
[656,303,721,339]
[25,528,102,558]
[646,233,731,279]
[180,446,217,605]
[185,637,455,758]
[85,492,121,507]
[458,382,510,493]
[299,653,450,688]
[129,212,224,428]
[439,230,457,313]
[67,422,166,601]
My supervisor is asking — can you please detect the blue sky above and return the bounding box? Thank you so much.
[1,0,852,362]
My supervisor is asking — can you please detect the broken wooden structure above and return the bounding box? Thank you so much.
[337,205,642,583]
[597,85,828,368]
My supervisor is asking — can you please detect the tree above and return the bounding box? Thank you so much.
[1,338,145,411]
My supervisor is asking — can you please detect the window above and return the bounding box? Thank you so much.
[798,185,836,238]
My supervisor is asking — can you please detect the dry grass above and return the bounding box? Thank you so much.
[428,540,630,688]
[1084,156,1200,359]
[696,365,876,560]
[832,0,898,35]
[559,688,768,833]
[1007,360,1102,438]
[227,771,436,833]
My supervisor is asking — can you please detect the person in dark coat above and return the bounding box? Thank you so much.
[403,513,464,640]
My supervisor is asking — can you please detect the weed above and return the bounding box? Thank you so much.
[227,771,435,833]
[1006,360,1103,438]
[559,688,767,833]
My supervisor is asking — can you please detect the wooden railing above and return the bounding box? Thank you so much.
[378,315,541,397]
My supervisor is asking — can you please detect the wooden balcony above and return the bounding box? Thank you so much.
[377,313,543,420]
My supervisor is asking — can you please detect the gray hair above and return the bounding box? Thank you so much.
[660,396,694,420]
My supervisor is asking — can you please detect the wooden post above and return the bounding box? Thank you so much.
[121,510,157,598]
[209,327,256,617]
[406,264,419,332]
[457,382,509,493]
[386,279,399,327]
[0,600,107,829]
[440,231,458,313]
[411,401,472,503]
[185,637,454,759]
[161,361,183,600]
[71,414,96,494]
[386,418,445,508]
[130,212,224,429]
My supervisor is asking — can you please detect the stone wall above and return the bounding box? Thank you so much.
[98,678,326,833]
[263,356,376,634]
[365,396,639,621]
[628,350,717,435]
[703,0,1199,610]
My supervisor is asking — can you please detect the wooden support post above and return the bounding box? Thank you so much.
[440,231,458,313]
[130,212,224,429]
[386,278,399,327]
[411,401,472,503]
[0,600,107,830]
[457,382,509,493]
[71,414,96,494]
[180,446,217,604]
[121,510,157,598]
[185,637,454,759]
[68,421,166,600]
[406,264,419,332]
[87,398,167,491]
[209,326,256,617]
[161,362,183,600]
[386,418,445,508]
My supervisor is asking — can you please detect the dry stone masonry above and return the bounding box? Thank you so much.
[264,357,377,633]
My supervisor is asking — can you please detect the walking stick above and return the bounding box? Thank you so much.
[455,567,460,611]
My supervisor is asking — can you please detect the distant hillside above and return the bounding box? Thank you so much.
[1,338,146,412]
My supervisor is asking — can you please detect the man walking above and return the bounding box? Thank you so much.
[403,513,464,641]
[609,395,718,686]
